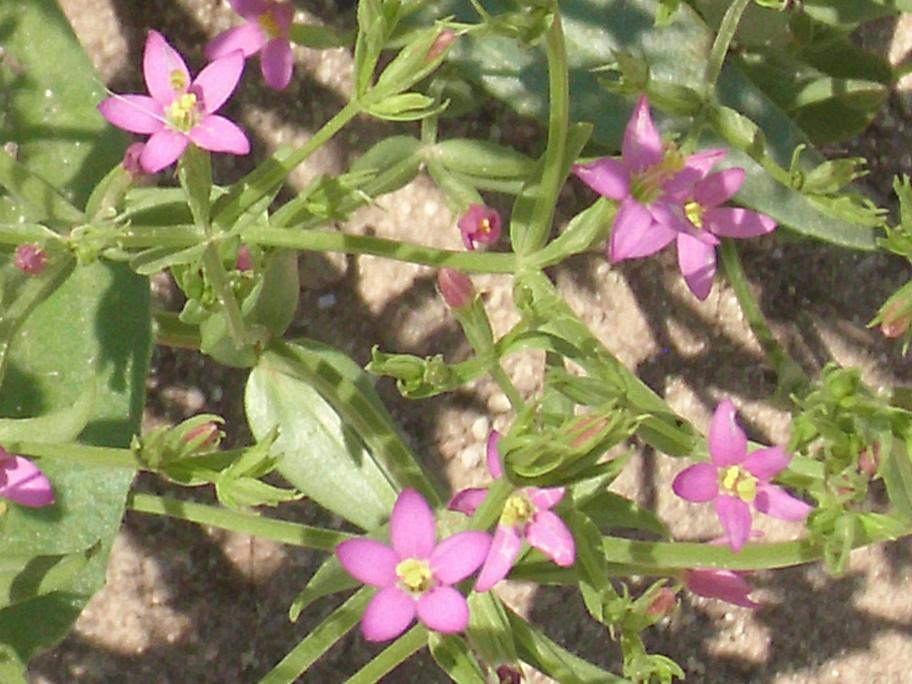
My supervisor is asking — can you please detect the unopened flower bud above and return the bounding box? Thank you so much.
[14,243,46,276]
[495,664,522,684]
[437,268,475,310]
[568,414,610,448]
[122,142,147,177]
[647,587,677,617]
[881,299,912,338]
[183,421,220,449]
[458,204,501,250]
[235,245,253,272]
[426,30,456,62]
[858,443,880,478]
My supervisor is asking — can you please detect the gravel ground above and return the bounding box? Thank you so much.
[24,1,912,682]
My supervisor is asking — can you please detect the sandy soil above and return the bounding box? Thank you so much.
[25,1,912,682]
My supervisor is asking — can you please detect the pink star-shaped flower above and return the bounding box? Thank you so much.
[683,568,759,609]
[205,0,295,91]
[458,204,501,251]
[336,489,491,642]
[98,30,249,173]
[448,432,575,591]
[672,399,812,552]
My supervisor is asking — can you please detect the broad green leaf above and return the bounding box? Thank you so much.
[245,349,398,529]
[288,554,359,622]
[0,544,97,610]
[0,385,94,443]
[427,633,487,684]
[578,490,669,537]
[466,592,518,669]
[883,439,912,521]
[0,1,150,670]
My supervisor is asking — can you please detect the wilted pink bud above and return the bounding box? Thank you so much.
[495,665,522,684]
[646,587,677,617]
[437,268,475,309]
[858,443,880,478]
[235,245,253,272]
[14,243,46,276]
[426,30,456,62]
[458,204,501,250]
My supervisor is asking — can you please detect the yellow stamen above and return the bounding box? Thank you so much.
[500,493,534,528]
[169,69,188,92]
[684,200,704,229]
[719,465,757,503]
[258,11,281,39]
[396,557,433,595]
[629,144,685,205]
[166,92,200,132]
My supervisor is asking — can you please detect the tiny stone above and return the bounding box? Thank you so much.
[470,416,489,441]
[488,392,511,413]
[317,293,336,309]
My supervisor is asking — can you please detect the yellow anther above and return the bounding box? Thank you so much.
[719,465,757,503]
[684,200,704,229]
[500,493,534,528]
[166,92,199,132]
[396,558,432,594]
[258,11,281,39]
[169,69,188,92]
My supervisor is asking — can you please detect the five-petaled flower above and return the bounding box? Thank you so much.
[205,0,295,91]
[458,204,501,251]
[572,95,776,300]
[98,30,249,173]
[0,447,54,508]
[672,399,812,552]
[336,488,491,642]
[448,431,575,591]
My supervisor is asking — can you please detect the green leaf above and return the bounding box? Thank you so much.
[578,490,669,537]
[288,554,359,622]
[466,591,518,669]
[883,438,912,521]
[0,544,98,610]
[0,385,94,443]
[427,633,487,683]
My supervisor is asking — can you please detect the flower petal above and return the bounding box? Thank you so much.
[447,487,487,516]
[609,199,676,262]
[193,51,245,114]
[0,456,53,507]
[261,38,294,90]
[189,115,250,154]
[430,531,491,584]
[622,95,663,171]
[474,524,522,592]
[140,129,189,173]
[527,486,564,511]
[683,569,759,609]
[416,585,469,634]
[741,446,790,481]
[572,158,629,200]
[672,463,719,502]
[694,168,744,208]
[703,207,777,239]
[228,0,269,18]
[205,23,266,61]
[335,539,398,587]
[391,488,436,560]
[676,232,716,301]
[708,399,748,467]
[486,430,504,479]
[97,94,163,134]
[754,483,812,521]
[714,495,753,552]
[362,586,416,642]
[526,510,575,567]
[144,30,189,104]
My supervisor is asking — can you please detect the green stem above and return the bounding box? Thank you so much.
[718,239,809,397]
[11,440,141,469]
[490,364,524,412]
[240,227,518,273]
[343,625,426,684]
[520,10,569,255]
[201,242,247,348]
[127,493,353,550]
[153,310,201,349]
[704,0,751,92]
[119,224,205,248]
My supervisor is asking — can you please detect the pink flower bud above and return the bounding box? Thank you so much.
[858,443,880,478]
[881,299,912,338]
[14,243,46,276]
[426,30,456,62]
[437,268,475,309]
[183,422,220,448]
[235,245,253,272]
[458,204,501,250]
[647,587,677,617]
[122,142,147,177]
[495,665,522,684]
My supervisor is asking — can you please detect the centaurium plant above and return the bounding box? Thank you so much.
[98,30,249,173]
[205,0,295,91]
[336,489,491,641]
[673,400,812,551]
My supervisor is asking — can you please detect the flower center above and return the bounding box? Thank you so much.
[166,92,200,132]
[169,68,188,93]
[719,465,757,503]
[258,10,282,39]
[500,492,534,527]
[629,146,685,205]
[395,557,433,595]
[684,200,704,229]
